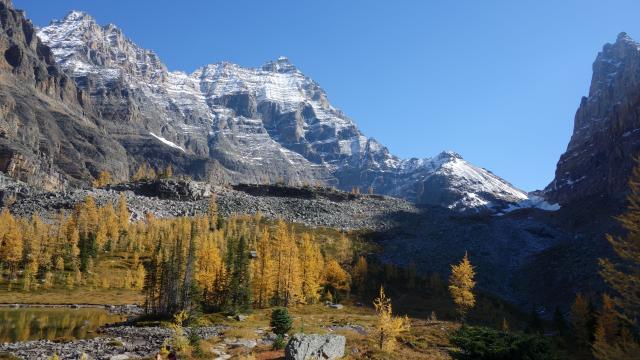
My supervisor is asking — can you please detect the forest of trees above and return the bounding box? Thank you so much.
[5,163,640,359]
[0,195,354,317]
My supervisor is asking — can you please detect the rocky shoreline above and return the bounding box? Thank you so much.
[0,325,226,360]
[0,304,144,317]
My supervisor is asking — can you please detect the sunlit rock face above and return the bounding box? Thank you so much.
[27,10,530,211]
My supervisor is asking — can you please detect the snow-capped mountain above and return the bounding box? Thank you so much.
[35,10,531,211]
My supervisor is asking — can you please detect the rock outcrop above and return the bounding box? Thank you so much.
[546,32,640,205]
[284,334,346,360]
[108,179,211,201]
[0,0,130,189]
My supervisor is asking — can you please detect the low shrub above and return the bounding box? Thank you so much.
[449,326,555,360]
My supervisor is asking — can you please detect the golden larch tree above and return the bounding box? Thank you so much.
[371,286,410,352]
[0,208,23,278]
[252,227,274,308]
[300,233,324,304]
[448,252,476,322]
[117,193,129,234]
[324,259,350,302]
[92,170,112,188]
[353,256,368,292]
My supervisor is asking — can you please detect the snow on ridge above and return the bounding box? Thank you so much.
[499,194,561,214]
[149,132,185,153]
[37,11,533,212]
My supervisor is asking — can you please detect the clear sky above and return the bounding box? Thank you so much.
[14,0,640,191]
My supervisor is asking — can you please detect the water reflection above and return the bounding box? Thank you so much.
[0,307,124,342]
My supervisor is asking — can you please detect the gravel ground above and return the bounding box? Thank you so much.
[2,175,418,231]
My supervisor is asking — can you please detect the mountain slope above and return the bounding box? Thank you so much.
[0,0,131,189]
[33,10,530,211]
[546,32,640,205]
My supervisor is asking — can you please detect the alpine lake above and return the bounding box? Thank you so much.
[0,307,125,343]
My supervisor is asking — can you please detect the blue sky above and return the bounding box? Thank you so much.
[14,0,640,191]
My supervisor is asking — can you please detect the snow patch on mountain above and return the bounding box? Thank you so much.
[149,133,185,152]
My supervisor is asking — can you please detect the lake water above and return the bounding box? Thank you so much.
[0,307,125,342]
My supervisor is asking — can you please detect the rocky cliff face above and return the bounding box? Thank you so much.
[546,32,640,205]
[32,10,530,211]
[0,0,131,189]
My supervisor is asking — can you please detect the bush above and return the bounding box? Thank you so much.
[270,308,293,336]
[449,326,555,360]
[273,334,286,350]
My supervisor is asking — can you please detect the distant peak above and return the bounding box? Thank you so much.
[617,32,632,42]
[0,0,14,9]
[262,56,297,73]
[435,150,463,161]
[63,10,92,22]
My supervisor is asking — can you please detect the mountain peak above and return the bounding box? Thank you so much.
[261,56,297,73]
[616,31,634,43]
[435,150,463,161]
[62,10,93,23]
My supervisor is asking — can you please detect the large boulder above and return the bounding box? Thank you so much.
[285,334,345,360]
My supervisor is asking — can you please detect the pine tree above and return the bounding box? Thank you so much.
[553,307,567,337]
[372,286,410,352]
[448,252,476,322]
[270,308,293,336]
[226,235,252,312]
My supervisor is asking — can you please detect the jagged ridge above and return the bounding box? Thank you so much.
[33,10,533,211]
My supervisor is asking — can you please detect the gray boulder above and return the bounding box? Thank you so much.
[285,334,345,360]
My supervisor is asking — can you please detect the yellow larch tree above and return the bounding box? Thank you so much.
[372,286,410,352]
[600,162,640,325]
[207,194,218,231]
[448,252,476,322]
[324,259,350,302]
[282,228,302,306]
[300,233,324,304]
[335,232,351,262]
[195,232,223,304]
[252,227,275,308]
[92,170,112,188]
[0,208,23,278]
[117,193,129,235]
[101,202,119,250]
[352,255,368,292]
[273,219,289,305]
